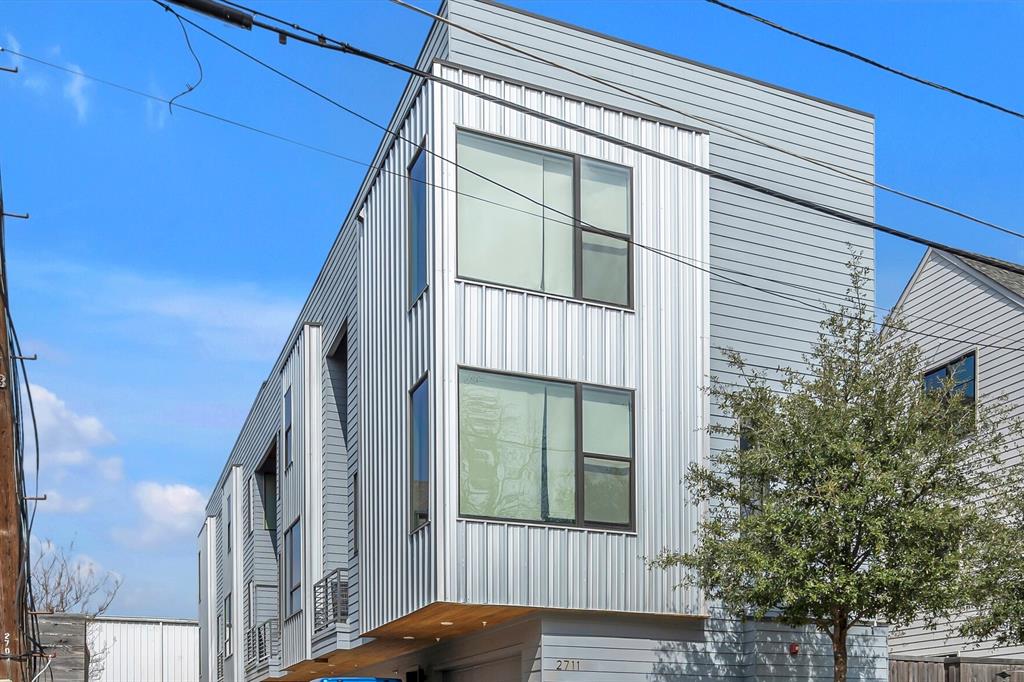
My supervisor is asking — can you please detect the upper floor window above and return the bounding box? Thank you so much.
[225,493,232,553]
[409,145,428,303]
[284,519,301,616]
[924,351,976,432]
[283,387,293,469]
[410,376,430,531]
[457,131,632,307]
[458,368,634,529]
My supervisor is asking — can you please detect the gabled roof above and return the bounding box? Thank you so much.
[894,247,1024,316]
[955,253,1024,301]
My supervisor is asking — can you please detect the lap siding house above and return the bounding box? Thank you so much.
[196,1,887,680]
[889,247,1024,662]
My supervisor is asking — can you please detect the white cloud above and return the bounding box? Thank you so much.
[42,489,94,514]
[97,456,124,482]
[4,32,23,67]
[32,384,114,470]
[115,482,205,547]
[21,260,299,362]
[145,77,169,131]
[63,63,89,122]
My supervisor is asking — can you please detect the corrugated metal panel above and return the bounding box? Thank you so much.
[89,618,199,682]
[433,64,709,615]
[889,250,1024,659]
[358,78,436,634]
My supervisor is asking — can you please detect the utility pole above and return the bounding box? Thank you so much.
[0,178,24,682]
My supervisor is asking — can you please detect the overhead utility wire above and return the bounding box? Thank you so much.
[706,0,1024,123]
[147,8,1024,354]
[387,0,1024,242]
[156,2,1024,283]
[5,46,1015,353]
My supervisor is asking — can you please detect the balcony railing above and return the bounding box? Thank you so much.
[243,618,280,669]
[216,651,224,682]
[313,569,349,632]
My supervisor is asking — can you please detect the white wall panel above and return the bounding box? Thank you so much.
[89,617,199,682]
[433,64,709,615]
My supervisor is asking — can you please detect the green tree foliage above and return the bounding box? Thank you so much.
[654,261,1023,682]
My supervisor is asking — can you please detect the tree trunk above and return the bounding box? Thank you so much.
[831,624,850,682]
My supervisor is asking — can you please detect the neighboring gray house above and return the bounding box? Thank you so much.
[889,247,1024,660]
[197,1,887,680]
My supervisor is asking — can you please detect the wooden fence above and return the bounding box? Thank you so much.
[891,656,1024,682]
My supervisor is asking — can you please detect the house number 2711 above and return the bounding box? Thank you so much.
[555,659,581,671]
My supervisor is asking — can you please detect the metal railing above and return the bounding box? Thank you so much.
[243,618,280,669]
[216,651,224,681]
[313,569,349,632]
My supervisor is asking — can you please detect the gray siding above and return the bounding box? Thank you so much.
[889,249,1024,659]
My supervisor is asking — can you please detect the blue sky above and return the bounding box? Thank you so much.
[1,0,1022,619]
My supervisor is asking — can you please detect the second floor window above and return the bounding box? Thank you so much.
[458,368,634,529]
[283,387,293,469]
[225,493,232,553]
[410,376,430,531]
[457,131,632,307]
[924,351,976,432]
[223,593,232,657]
[284,520,301,616]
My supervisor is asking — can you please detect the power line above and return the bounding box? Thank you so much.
[706,0,1024,123]
[157,2,1024,283]
[388,0,1024,243]
[4,44,1019,354]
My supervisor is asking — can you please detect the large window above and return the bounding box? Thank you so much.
[409,146,428,303]
[284,520,301,616]
[283,387,293,469]
[458,368,633,529]
[410,377,430,531]
[457,131,632,307]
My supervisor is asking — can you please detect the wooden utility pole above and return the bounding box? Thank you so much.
[0,184,24,682]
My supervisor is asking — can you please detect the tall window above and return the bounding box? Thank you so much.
[458,368,634,529]
[225,494,232,553]
[284,520,301,616]
[283,387,293,469]
[457,131,632,306]
[351,472,359,557]
[223,593,232,657]
[409,146,428,303]
[410,377,430,531]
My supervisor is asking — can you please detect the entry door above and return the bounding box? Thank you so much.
[443,657,521,682]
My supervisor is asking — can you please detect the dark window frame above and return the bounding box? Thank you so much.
[454,128,634,310]
[283,518,302,617]
[457,366,636,532]
[283,387,293,471]
[409,374,430,533]
[223,592,232,658]
[923,350,977,431]
[408,139,429,307]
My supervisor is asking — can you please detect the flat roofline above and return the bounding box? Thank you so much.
[473,0,875,120]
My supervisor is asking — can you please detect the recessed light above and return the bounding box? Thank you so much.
[403,635,415,640]
[440,621,454,626]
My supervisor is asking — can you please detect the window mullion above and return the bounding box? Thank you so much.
[574,382,584,527]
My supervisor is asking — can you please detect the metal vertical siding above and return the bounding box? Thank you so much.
[433,64,709,615]
[89,618,199,682]
[889,250,1024,659]
[358,81,436,634]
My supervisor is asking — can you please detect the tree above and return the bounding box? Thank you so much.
[31,539,121,616]
[654,261,1023,682]
[32,539,123,681]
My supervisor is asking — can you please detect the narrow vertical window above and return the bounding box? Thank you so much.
[410,377,430,531]
[225,494,232,553]
[283,387,293,469]
[223,593,232,657]
[351,472,359,557]
[409,146,428,303]
[284,520,301,616]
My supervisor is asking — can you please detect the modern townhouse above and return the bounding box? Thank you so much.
[197,1,889,680]
[889,247,1024,661]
